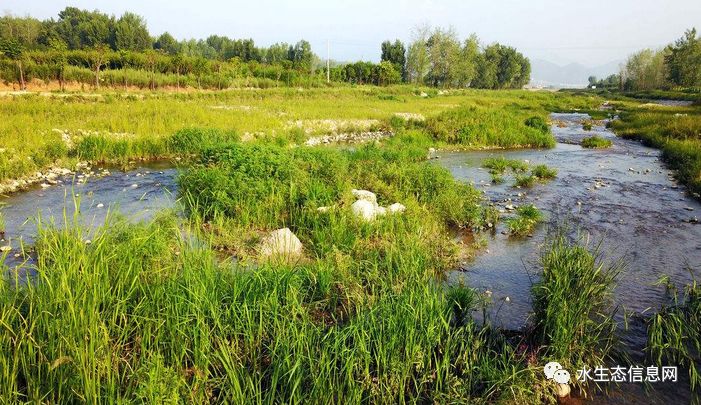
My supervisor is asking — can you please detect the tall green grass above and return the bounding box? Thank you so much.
[531,234,622,390]
[647,278,700,392]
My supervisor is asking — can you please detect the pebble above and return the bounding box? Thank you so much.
[685,207,694,211]
[131,184,138,188]
[0,245,11,252]
[96,203,104,208]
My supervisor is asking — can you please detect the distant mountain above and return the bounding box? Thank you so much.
[529,59,623,88]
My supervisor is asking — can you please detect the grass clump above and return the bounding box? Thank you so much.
[581,135,613,149]
[531,234,621,392]
[647,278,700,392]
[531,164,558,180]
[425,106,555,148]
[483,156,528,174]
[524,115,550,133]
[514,174,536,188]
[582,121,594,131]
[505,205,543,236]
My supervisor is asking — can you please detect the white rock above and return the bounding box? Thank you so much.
[376,206,388,216]
[388,203,406,214]
[351,199,377,221]
[259,228,303,258]
[351,189,377,204]
[317,206,331,213]
[96,203,104,208]
[0,245,11,252]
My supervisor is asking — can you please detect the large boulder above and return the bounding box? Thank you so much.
[259,228,303,258]
[351,199,377,221]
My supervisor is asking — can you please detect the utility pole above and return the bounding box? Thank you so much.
[326,40,330,83]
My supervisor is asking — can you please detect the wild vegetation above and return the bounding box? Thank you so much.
[581,135,613,149]
[506,205,544,236]
[647,278,700,391]
[0,87,602,186]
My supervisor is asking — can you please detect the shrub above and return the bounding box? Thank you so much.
[425,106,555,148]
[524,116,549,133]
[505,205,543,236]
[581,135,612,149]
[514,174,536,188]
[531,164,557,180]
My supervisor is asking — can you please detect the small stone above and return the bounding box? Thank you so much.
[40,183,50,189]
[0,245,11,252]
[484,290,492,297]
[685,207,694,211]
[96,203,104,208]
[504,296,511,303]
[131,184,138,188]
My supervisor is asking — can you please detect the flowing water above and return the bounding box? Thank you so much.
[438,113,701,403]
[1,163,178,271]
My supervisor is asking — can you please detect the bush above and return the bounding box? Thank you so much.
[524,116,549,133]
[505,205,543,236]
[167,127,240,154]
[531,164,557,180]
[581,135,612,149]
[425,106,555,148]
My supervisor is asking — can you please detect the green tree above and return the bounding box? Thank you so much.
[114,12,151,51]
[87,44,110,88]
[0,38,26,89]
[154,32,179,55]
[425,27,462,87]
[381,39,406,80]
[288,40,313,71]
[48,38,68,91]
[665,28,701,87]
[623,48,668,90]
[53,7,115,50]
[406,25,430,84]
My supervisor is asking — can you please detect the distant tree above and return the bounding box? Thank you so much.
[406,25,431,84]
[454,34,479,87]
[0,15,42,47]
[263,42,290,64]
[425,27,462,87]
[0,38,26,89]
[665,28,701,87]
[48,38,68,91]
[114,12,151,51]
[623,48,668,90]
[87,44,109,88]
[154,32,179,55]
[289,40,313,71]
[376,60,402,85]
[53,7,115,50]
[381,39,406,80]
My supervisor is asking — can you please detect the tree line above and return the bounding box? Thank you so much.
[588,28,701,91]
[0,8,530,90]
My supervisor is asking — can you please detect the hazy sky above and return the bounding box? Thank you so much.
[3,0,700,66]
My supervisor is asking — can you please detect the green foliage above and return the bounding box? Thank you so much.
[505,205,543,236]
[531,164,557,180]
[581,135,612,148]
[524,116,549,133]
[513,174,536,188]
[665,28,701,87]
[483,156,528,174]
[647,279,700,392]
[167,128,239,154]
[426,106,555,147]
[582,121,593,131]
[532,234,621,379]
